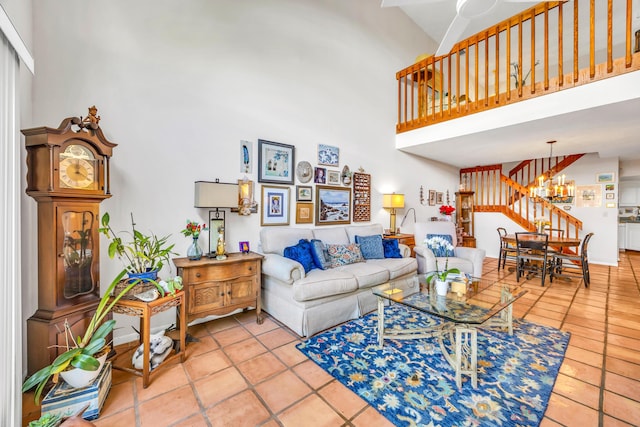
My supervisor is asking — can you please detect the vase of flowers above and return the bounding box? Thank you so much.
[424,236,460,296]
[181,219,207,261]
[439,204,455,220]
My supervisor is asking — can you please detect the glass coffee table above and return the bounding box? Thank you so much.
[372,274,527,389]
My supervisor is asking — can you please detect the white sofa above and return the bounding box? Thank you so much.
[259,223,418,337]
[413,221,486,278]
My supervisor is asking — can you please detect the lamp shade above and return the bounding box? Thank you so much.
[382,193,405,209]
[194,181,238,208]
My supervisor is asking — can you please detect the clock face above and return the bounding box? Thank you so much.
[59,144,98,189]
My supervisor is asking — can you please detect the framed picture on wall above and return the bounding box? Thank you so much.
[428,189,436,206]
[296,185,312,201]
[258,139,295,184]
[327,170,340,185]
[436,192,444,204]
[296,203,314,224]
[240,140,252,174]
[316,185,351,225]
[317,144,339,166]
[261,185,290,225]
[596,172,615,183]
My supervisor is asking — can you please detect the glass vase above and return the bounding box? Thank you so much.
[187,237,203,261]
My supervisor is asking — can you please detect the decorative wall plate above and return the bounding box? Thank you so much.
[296,161,313,183]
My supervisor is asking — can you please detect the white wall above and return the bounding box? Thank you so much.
[22,0,457,345]
[475,153,619,266]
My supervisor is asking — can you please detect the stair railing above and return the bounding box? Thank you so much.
[397,0,639,133]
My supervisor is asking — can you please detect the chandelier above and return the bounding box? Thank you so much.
[529,141,575,202]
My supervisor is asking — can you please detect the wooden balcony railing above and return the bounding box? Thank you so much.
[396,0,640,133]
[461,165,583,239]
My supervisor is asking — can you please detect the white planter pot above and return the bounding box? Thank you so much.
[435,280,449,296]
[59,352,108,388]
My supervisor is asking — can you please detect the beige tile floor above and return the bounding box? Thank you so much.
[23,252,640,426]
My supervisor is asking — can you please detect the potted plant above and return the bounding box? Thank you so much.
[99,212,177,281]
[424,236,460,296]
[22,269,139,403]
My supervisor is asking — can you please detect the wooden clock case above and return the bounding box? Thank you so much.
[23,111,116,374]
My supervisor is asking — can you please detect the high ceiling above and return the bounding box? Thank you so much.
[389,1,640,169]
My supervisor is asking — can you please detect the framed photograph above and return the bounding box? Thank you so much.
[208,210,226,255]
[296,202,314,224]
[428,189,436,206]
[261,185,290,226]
[316,185,351,225]
[605,184,615,191]
[317,144,339,166]
[606,192,615,199]
[240,140,252,174]
[314,167,327,184]
[327,170,340,185]
[239,241,250,253]
[596,172,615,183]
[296,185,312,201]
[258,139,295,184]
[576,185,602,208]
[436,192,444,205]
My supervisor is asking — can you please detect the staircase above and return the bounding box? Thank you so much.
[460,160,583,241]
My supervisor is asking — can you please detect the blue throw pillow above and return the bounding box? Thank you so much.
[284,239,316,273]
[355,234,385,259]
[309,239,331,270]
[382,238,402,258]
[425,234,455,257]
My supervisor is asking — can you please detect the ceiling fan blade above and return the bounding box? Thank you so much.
[380,0,444,7]
[435,13,471,56]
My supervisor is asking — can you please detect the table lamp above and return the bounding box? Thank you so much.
[382,193,405,235]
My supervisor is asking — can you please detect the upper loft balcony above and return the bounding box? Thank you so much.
[393,1,640,168]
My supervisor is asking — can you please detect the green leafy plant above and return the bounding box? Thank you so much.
[22,269,139,403]
[99,213,177,274]
[28,412,62,427]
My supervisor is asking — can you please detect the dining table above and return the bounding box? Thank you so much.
[503,233,581,251]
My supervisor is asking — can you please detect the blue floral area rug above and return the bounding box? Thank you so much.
[296,305,570,427]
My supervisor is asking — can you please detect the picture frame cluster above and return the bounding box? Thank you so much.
[255,140,361,226]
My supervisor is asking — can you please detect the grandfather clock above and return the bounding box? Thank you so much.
[23,107,117,374]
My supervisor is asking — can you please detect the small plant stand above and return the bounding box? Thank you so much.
[110,290,187,388]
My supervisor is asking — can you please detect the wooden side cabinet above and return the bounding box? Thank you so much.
[173,252,263,324]
[455,191,476,248]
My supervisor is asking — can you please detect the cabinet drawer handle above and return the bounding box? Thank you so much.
[248,267,252,271]
[220,293,225,297]
[227,291,231,295]
[195,272,201,278]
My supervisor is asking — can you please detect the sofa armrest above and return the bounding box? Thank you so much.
[413,245,436,273]
[398,243,411,258]
[454,246,487,277]
[262,253,304,284]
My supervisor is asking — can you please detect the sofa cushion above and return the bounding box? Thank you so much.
[435,256,473,275]
[309,239,331,270]
[327,243,364,268]
[337,262,389,288]
[368,257,418,279]
[355,235,385,259]
[382,238,402,258]
[293,269,358,302]
[425,234,455,257]
[283,239,316,273]
[312,227,349,245]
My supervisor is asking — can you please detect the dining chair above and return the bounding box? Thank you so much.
[551,233,594,287]
[515,232,552,286]
[543,226,565,237]
[497,227,517,270]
